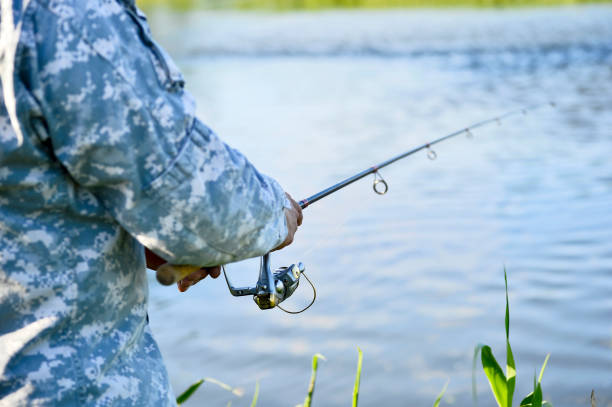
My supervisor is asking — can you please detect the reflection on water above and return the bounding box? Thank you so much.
[146,6,612,406]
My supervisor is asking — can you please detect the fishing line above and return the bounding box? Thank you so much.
[277,272,316,314]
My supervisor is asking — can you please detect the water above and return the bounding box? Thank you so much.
[145,6,612,406]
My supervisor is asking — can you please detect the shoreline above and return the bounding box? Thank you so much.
[137,0,611,11]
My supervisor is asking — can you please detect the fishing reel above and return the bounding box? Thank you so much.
[223,253,306,310]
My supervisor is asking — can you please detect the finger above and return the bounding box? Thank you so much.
[290,199,302,225]
[287,194,303,226]
[206,266,221,279]
[273,207,298,251]
[177,266,222,292]
[295,203,304,226]
[177,276,202,292]
[177,269,209,292]
[177,279,191,292]
[295,204,303,226]
[186,269,209,282]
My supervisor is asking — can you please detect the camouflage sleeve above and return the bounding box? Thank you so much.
[22,2,288,266]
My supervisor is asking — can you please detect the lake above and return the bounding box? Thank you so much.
[145,5,612,406]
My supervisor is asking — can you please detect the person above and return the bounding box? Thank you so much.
[0,0,303,405]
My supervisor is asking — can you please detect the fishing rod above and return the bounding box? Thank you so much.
[156,102,555,312]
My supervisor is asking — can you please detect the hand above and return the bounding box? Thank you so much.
[145,248,220,293]
[273,193,303,251]
[177,266,221,292]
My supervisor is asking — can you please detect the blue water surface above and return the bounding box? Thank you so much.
[147,6,612,406]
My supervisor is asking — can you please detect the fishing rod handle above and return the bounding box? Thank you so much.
[155,263,200,286]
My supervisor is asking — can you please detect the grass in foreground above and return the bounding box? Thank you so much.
[472,270,552,407]
[176,269,554,406]
[298,353,325,407]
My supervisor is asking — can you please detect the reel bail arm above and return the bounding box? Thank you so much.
[223,253,305,310]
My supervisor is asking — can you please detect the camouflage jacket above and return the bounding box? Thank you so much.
[0,0,289,405]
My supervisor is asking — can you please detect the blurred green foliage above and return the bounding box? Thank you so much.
[137,0,610,11]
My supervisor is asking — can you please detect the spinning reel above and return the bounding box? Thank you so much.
[223,253,311,311]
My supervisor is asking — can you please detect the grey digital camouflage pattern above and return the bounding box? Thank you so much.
[0,0,289,405]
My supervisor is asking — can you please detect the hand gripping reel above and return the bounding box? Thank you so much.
[223,253,305,310]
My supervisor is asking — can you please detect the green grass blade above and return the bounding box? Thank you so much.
[521,393,551,407]
[532,375,543,407]
[303,353,326,407]
[506,341,516,407]
[203,377,244,397]
[538,354,550,383]
[176,379,204,405]
[504,269,516,407]
[518,353,551,406]
[520,392,534,407]
[433,380,449,407]
[250,381,260,407]
[352,347,363,407]
[518,373,543,407]
[537,354,552,407]
[226,402,232,407]
[472,344,484,406]
[481,345,508,407]
[176,377,244,405]
[504,269,510,341]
